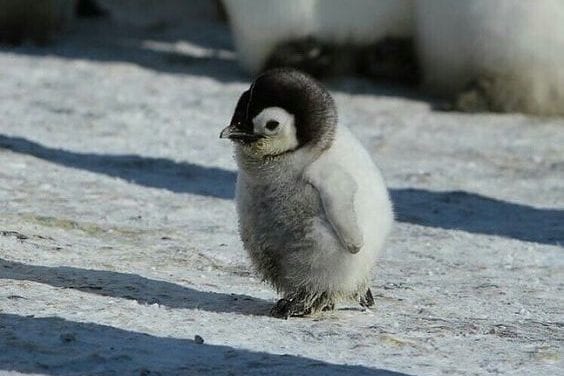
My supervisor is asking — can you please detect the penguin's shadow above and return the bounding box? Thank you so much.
[0,134,235,199]
[1,134,562,245]
[390,189,564,246]
[0,313,410,376]
[0,258,271,316]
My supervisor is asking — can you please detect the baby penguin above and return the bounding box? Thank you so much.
[220,69,393,318]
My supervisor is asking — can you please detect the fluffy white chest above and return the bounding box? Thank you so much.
[235,126,393,296]
[304,126,393,258]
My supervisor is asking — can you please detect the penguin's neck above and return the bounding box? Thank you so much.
[235,144,322,184]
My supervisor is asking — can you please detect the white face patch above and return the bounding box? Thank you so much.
[250,107,299,156]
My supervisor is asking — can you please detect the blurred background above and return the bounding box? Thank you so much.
[1,0,564,116]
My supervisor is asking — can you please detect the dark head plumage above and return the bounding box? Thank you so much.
[223,68,337,149]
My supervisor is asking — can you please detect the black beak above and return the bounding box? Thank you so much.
[219,125,262,142]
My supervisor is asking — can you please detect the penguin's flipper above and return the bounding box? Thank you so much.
[306,165,363,254]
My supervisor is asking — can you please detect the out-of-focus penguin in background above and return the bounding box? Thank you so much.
[0,0,106,45]
[222,0,417,84]
[0,0,76,45]
[416,0,564,116]
[3,0,563,116]
[222,0,564,116]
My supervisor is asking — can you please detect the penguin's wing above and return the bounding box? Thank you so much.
[306,164,364,254]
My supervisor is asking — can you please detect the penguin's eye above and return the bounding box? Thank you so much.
[265,120,279,131]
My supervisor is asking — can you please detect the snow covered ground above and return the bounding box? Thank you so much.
[0,9,563,376]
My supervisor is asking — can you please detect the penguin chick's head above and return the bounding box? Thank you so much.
[220,68,337,158]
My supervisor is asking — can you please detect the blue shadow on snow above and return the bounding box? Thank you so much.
[1,134,562,245]
[0,313,410,375]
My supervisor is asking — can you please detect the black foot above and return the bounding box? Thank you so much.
[270,298,311,319]
[322,302,335,312]
[270,292,334,319]
[453,75,511,113]
[359,288,374,308]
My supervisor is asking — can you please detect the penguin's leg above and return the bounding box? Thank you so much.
[453,74,524,113]
[321,302,335,311]
[310,292,334,313]
[270,291,334,319]
[359,288,374,308]
[270,295,310,319]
